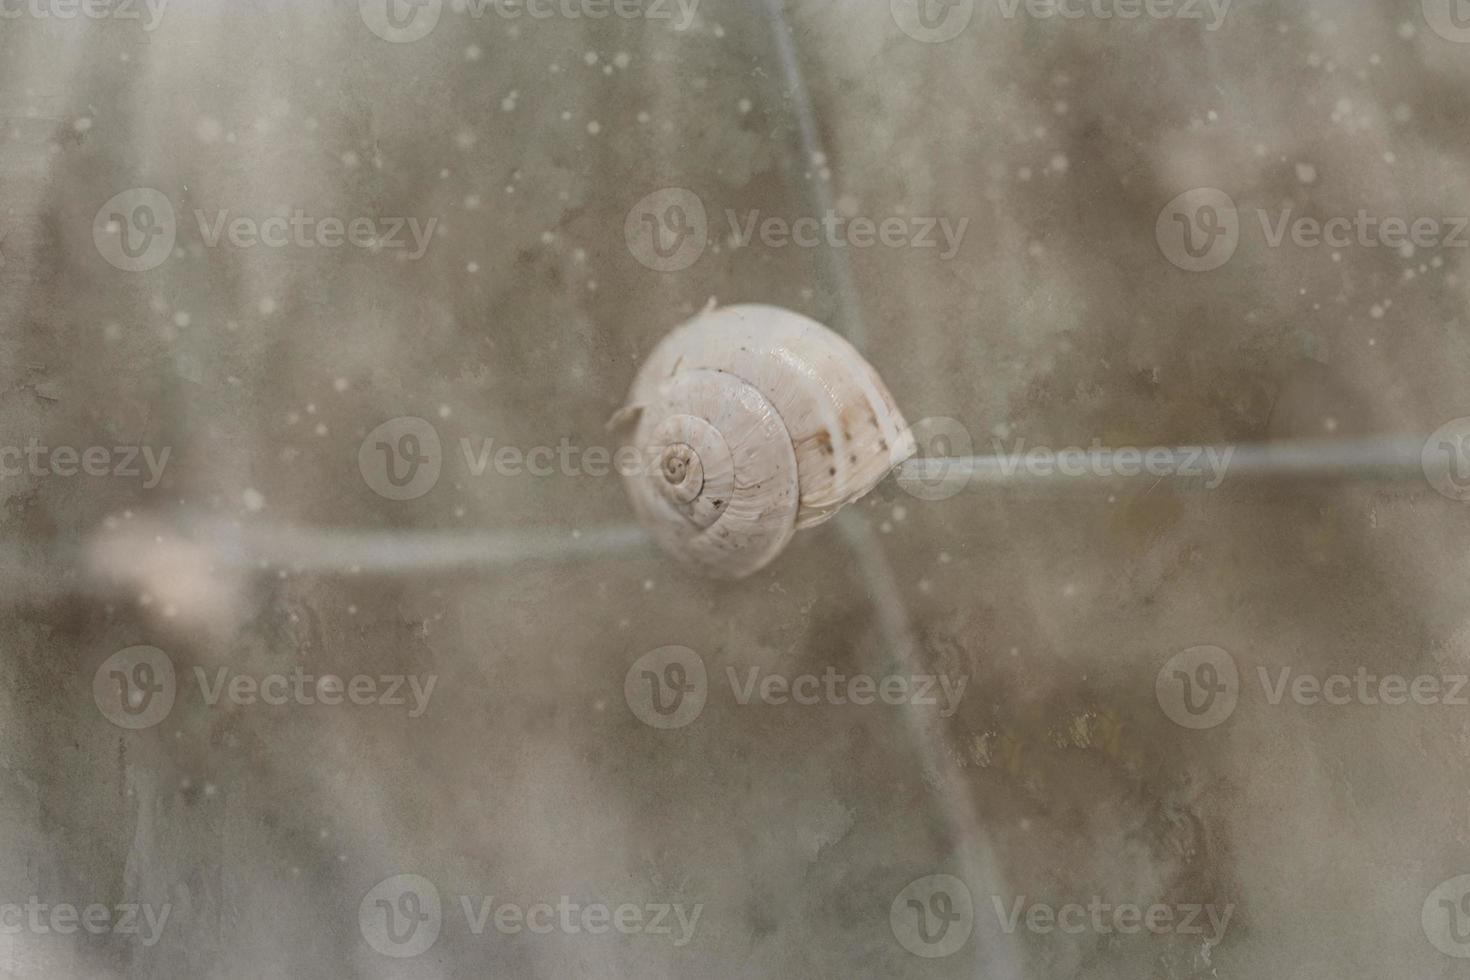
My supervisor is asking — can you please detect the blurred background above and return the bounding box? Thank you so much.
[3,0,1470,975]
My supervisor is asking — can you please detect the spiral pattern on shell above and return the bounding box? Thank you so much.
[617,305,916,579]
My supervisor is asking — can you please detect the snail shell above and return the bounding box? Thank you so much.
[615,304,916,579]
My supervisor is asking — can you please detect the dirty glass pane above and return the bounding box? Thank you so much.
[2,1,1468,977]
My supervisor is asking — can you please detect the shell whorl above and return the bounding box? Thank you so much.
[621,305,916,579]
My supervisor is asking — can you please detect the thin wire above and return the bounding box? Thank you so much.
[69,433,1431,584]
[761,0,866,349]
[185,518,655,573]
[762,4,1019,976]
[896,435,1431,493]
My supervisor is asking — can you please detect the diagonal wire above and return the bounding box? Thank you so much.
[760,2,1021,975]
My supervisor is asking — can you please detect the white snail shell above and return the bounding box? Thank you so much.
[615,304,916,579]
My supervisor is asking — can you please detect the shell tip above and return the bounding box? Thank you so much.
[605,404,643,432]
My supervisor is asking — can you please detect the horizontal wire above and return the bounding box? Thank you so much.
[17,435,1438,597]
[894,435,1431,493]
[185,518,657,573]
